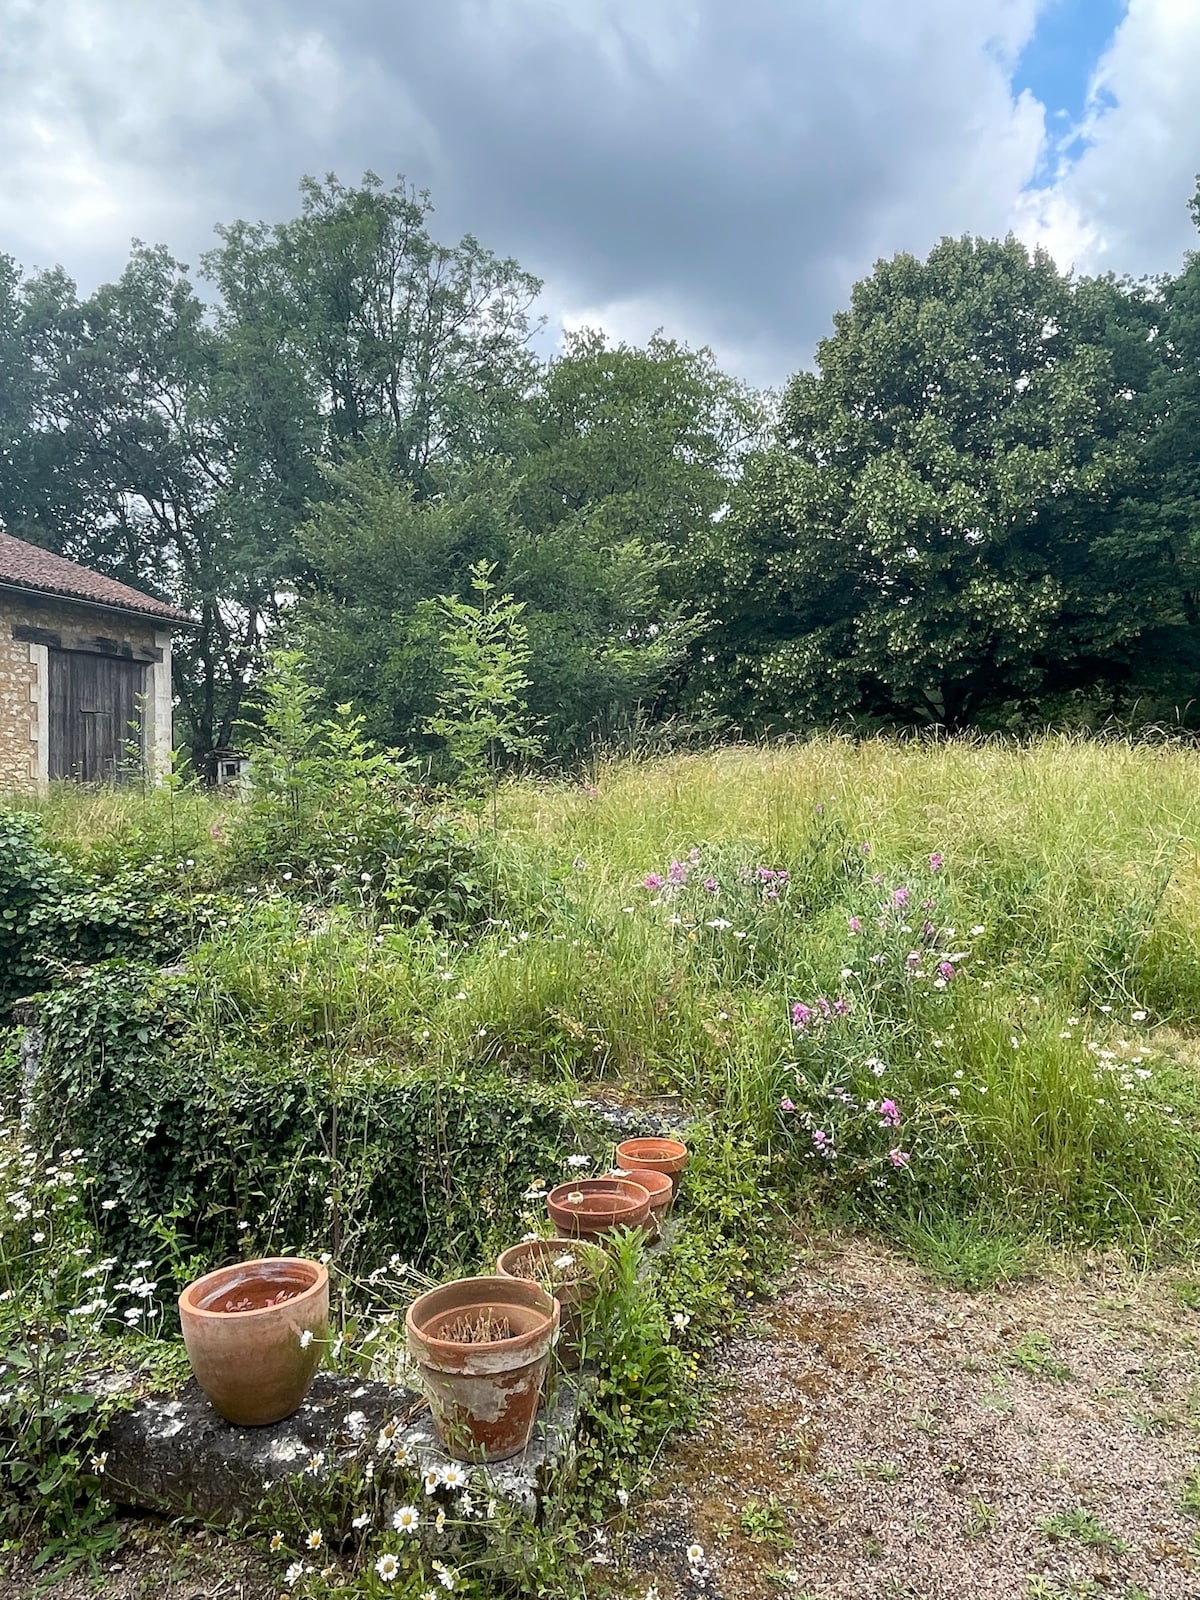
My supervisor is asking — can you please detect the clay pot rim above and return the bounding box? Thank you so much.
[616,1137,688,1167]
[606,1165,672,1198]
[547,1177,650,1218]
[406,1275,559,1363]
[495,1236,610,1286]
[178,1257,328,1323]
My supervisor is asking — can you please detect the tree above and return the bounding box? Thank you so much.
[426,560,542,825]
[697,235,1155,730]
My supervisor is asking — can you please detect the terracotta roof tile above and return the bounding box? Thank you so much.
[0,530,191,624]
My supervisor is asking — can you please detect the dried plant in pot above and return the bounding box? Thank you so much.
[178,1257,330,1427]
[546,1176,651,1241]
[405,1275,560,1462]
[615,1136,689,1194]
[495,1237,609,1370]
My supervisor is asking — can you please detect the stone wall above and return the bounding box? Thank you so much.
[0,591,174,796]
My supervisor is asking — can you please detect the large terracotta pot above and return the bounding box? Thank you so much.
[608,1165,673,1234]
[546,1176,651,1241]
[495,1237,609,1371]
[178,1257,329,1427]
[615,1136,689,1194]
[406,1275,559,1463]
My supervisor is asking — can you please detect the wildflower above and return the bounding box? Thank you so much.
[668,860,688,884]
[617,1487,630,1507]
[779,1097,796,1112]
[306,1529,323,1550]
[435,1506,447,1533]
[486,1498,498,1518]
[848,916,862,933]
[1132,1009,1147,1022]
[299,1329,314,1349]
[705,916,732,930]
[929,852,944,872]
[424,1467,444,1495]
[375,1552,400,1582]
[351,1512,370,1529]
[812,1130,829,1151]
[672,1312,691,1330]
[832,997,851,1016]
[643,873,664,890]
[890,887,911,909]
[100,1198,118,1211]
[270,1532,285,1551]
[393,1505,420,1534]
[878,1099,900,1128]
[703,876,719,893]
[306,1451,325,1475]
[905,951,922,969]
[90,1451,108,1473]
[888,1149,911,1169]
[553,1252,576,1270]
[687,1543,706,1567]
[285,1562,304,1585]
[791,1003,814,1030]
[566,1154,590,1169]
[440,1462,470,1491]
[432,1561,458,1590]
[867,1057,887,1077]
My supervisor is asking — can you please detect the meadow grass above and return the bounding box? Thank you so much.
[28,733,1200,1266]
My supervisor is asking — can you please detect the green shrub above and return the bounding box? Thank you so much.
[0,811,72,1008]
[30,963,587,1296]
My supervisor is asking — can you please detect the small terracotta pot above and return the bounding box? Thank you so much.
[615,1136,689,1194]
[546,1177,651,1240]
[178,1257,329,1427]
[405,1275,559,1463]
[495,1237,609,1370]
[608,1165,673,1233]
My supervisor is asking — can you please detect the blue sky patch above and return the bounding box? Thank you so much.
[1014,0,1127,178]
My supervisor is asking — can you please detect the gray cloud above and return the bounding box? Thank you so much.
[1,0,1195,385]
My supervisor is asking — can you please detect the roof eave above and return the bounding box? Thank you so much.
[0,578,197,629]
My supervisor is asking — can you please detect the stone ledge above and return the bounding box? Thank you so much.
[100,1370,585,1526]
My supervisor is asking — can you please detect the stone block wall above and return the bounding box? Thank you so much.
[0,592,174,796]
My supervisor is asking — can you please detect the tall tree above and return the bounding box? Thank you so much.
[697,235,1155,730]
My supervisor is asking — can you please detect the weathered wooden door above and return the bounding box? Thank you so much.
[48,650,147,783]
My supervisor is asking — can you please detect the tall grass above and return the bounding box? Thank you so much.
[28,733,1200,1257]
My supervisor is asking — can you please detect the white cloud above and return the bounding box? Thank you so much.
[1014,0,1200,276]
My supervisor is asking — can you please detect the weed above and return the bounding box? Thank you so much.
[963,1498,998,1538]
[738,1495,792,1548]
[1178,1467,1200,1516]
[1038,1507,1131,1552]
[1006,1332,1074,1383]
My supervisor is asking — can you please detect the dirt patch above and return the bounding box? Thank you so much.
[0,1523,275,1600]
[625,1236,1200,1600]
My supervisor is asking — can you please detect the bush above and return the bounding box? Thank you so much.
[30,963,588,1297]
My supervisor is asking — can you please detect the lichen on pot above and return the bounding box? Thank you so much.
[405,1275,559,1463]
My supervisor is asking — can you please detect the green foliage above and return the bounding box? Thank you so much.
[890,1211,1031,1291]
[0,811,69,1007]
[427,559,543,809]
[30,963,582,1293]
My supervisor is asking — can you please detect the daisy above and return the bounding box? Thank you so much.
[440,1462,470,1491]
[306,1529,323,1551]
[375,1552,400,1582]
[393,1505,420,1535]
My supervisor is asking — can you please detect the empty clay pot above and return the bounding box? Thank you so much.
[608,1164,673,1233]
[615,1136,689,1194]
[546,1176,651,1240]
[178,1257,329,1427]
[495,1237,609,1371]
[405,1275,559,1463]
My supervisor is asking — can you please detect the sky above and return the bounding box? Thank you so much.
[1,0,1198,386]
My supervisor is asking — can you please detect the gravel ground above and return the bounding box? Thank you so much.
[624,1235,1200,1600]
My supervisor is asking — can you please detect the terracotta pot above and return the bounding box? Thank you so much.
[615,1136,689,1194]
[405,1275,559,1463]
[546,1176,651,1240]
[495,1238,609,1371]
[608,1165,673,1233]
[178,1257,329,1427]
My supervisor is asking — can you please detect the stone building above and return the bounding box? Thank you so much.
[0,529,190,795]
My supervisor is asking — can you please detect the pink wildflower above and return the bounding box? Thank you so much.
[878,1099,900,1128]
[937,961,955,981]
[888,1148,910,1169]
[667,860,688,885]
[929,852,944,872]
[791,1003,814,1030]
[812,1130,828,1149]
[687,847,702,864]
[848,916,862,934]
[643,873,664,890]
[703,876,719,894]
[779,1097,796,1112]
[832,998,851,1016]
[861,841,872,856]
[906,951,922,969]
[890,887,911,910]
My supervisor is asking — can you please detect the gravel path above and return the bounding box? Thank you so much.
[624,1236,1200,1600]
